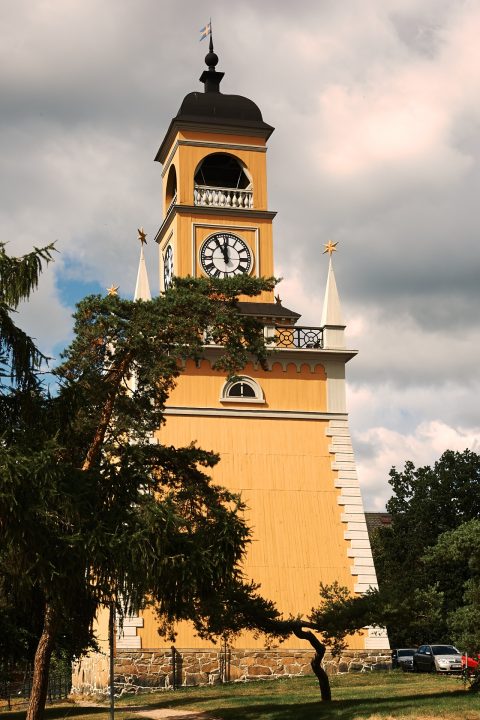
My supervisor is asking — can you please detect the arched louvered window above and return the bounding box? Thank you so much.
[220,376,264,404]
[194,153,253,209]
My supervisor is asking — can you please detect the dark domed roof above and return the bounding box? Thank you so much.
[155,40,274,164]
[177,91,265,124]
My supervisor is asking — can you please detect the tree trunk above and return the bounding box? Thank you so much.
[82,353,132,471]
[293,627,331,702]
[26,602,58,720]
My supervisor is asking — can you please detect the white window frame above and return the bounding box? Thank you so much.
[220,376,265,404]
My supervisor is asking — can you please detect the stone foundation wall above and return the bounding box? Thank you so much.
[72,648,392,695]
[72,652,110,696]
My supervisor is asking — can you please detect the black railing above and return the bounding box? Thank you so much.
[0,666,71,710]
[275,326,323,349]
[203,325,323,350]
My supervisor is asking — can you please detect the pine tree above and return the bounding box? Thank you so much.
[1,273,288,720]
[1,258,336,716]
[0,242,55,388]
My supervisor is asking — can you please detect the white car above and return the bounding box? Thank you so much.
[412,644,463,673]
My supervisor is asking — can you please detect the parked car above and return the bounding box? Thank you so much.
[392,648,417,671]
[412,644,463,673]
[462,654,479,672]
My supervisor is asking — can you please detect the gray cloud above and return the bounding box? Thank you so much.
[2,0,479,509]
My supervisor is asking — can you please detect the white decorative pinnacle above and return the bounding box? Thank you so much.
[321,257,344,328]
[134,230,151,302]
[320,243,345,349]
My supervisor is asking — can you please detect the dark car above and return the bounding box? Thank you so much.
[413,644,462,673]
[392,648,417,671]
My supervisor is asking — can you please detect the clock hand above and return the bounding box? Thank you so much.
[222,238,230,263]
[215,237,228,263]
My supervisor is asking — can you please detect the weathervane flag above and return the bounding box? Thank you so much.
[199,21,211,41]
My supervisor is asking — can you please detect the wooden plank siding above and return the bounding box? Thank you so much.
[137,359,366,650]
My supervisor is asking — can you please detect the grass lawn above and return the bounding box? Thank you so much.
[2,672,479,720]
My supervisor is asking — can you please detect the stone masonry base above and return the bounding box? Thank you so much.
[72,648,392,695]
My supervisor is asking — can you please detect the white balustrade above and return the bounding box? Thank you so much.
[194,185,253,209]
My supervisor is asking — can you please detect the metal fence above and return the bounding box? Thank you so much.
[275,326,324,349]
[0,667,71,711]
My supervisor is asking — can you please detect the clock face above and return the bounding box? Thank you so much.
[200,232,253,278]
[163,244,174,289]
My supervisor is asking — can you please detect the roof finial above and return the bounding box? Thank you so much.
[137,227,147,245]
[321,240,345,349]
[204,20,218,71]
[200,19,224,93]
[134,227,151,301]
[323,239,338,256]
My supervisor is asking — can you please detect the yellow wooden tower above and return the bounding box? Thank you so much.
[73,42,389,692]
[155,47,275,302]
[118,41,389,661]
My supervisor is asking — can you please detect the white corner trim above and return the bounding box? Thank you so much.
[116,612,143,649]
[325,418,389,649]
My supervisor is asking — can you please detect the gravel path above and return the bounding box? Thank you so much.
[133,709,219,720]
[73,699,220,719]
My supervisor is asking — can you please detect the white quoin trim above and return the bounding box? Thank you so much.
[116,614,143,649]
[326,418,390,650]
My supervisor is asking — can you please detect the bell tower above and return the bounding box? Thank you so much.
[155,41,276,303]
[71,44,390,696]
[75,45,389,690]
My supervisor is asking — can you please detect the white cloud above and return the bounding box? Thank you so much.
[310,3,480,191]
[353,418,480,510]
[16,260,72,361]
[1,0,479,512]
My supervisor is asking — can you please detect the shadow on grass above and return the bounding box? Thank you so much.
[2,685,473,720]
[231,689,470,720]
[130,687,472,720]
[1,705,104,720]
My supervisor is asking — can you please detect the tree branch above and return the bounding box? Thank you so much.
[293,626,331,702]
[81,352,132,471]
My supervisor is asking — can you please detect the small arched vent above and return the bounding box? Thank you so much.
[221,376,264,404]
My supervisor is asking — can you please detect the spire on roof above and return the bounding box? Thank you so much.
[199,26,224,93]
[134,227,151,301]
[320,241,345,349]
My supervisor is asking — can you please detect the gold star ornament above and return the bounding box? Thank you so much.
[137,227,147,245]
[106,284,119,296]
[323,240,338,256]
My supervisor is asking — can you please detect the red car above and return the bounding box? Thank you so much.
[462,654,479,672]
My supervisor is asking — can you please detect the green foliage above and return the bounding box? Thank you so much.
[308,580,449,665]
[372,449,480,647]
[0,585,43,667]
[309,582,373,656]
[386,450,480,536]
[0,242,56,388]
[448,578,480,654]
[310,454,480,654]
[425,520,480,653]
[0,270,286,676]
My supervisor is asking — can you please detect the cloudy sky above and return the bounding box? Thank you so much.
[2,0,479,510]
